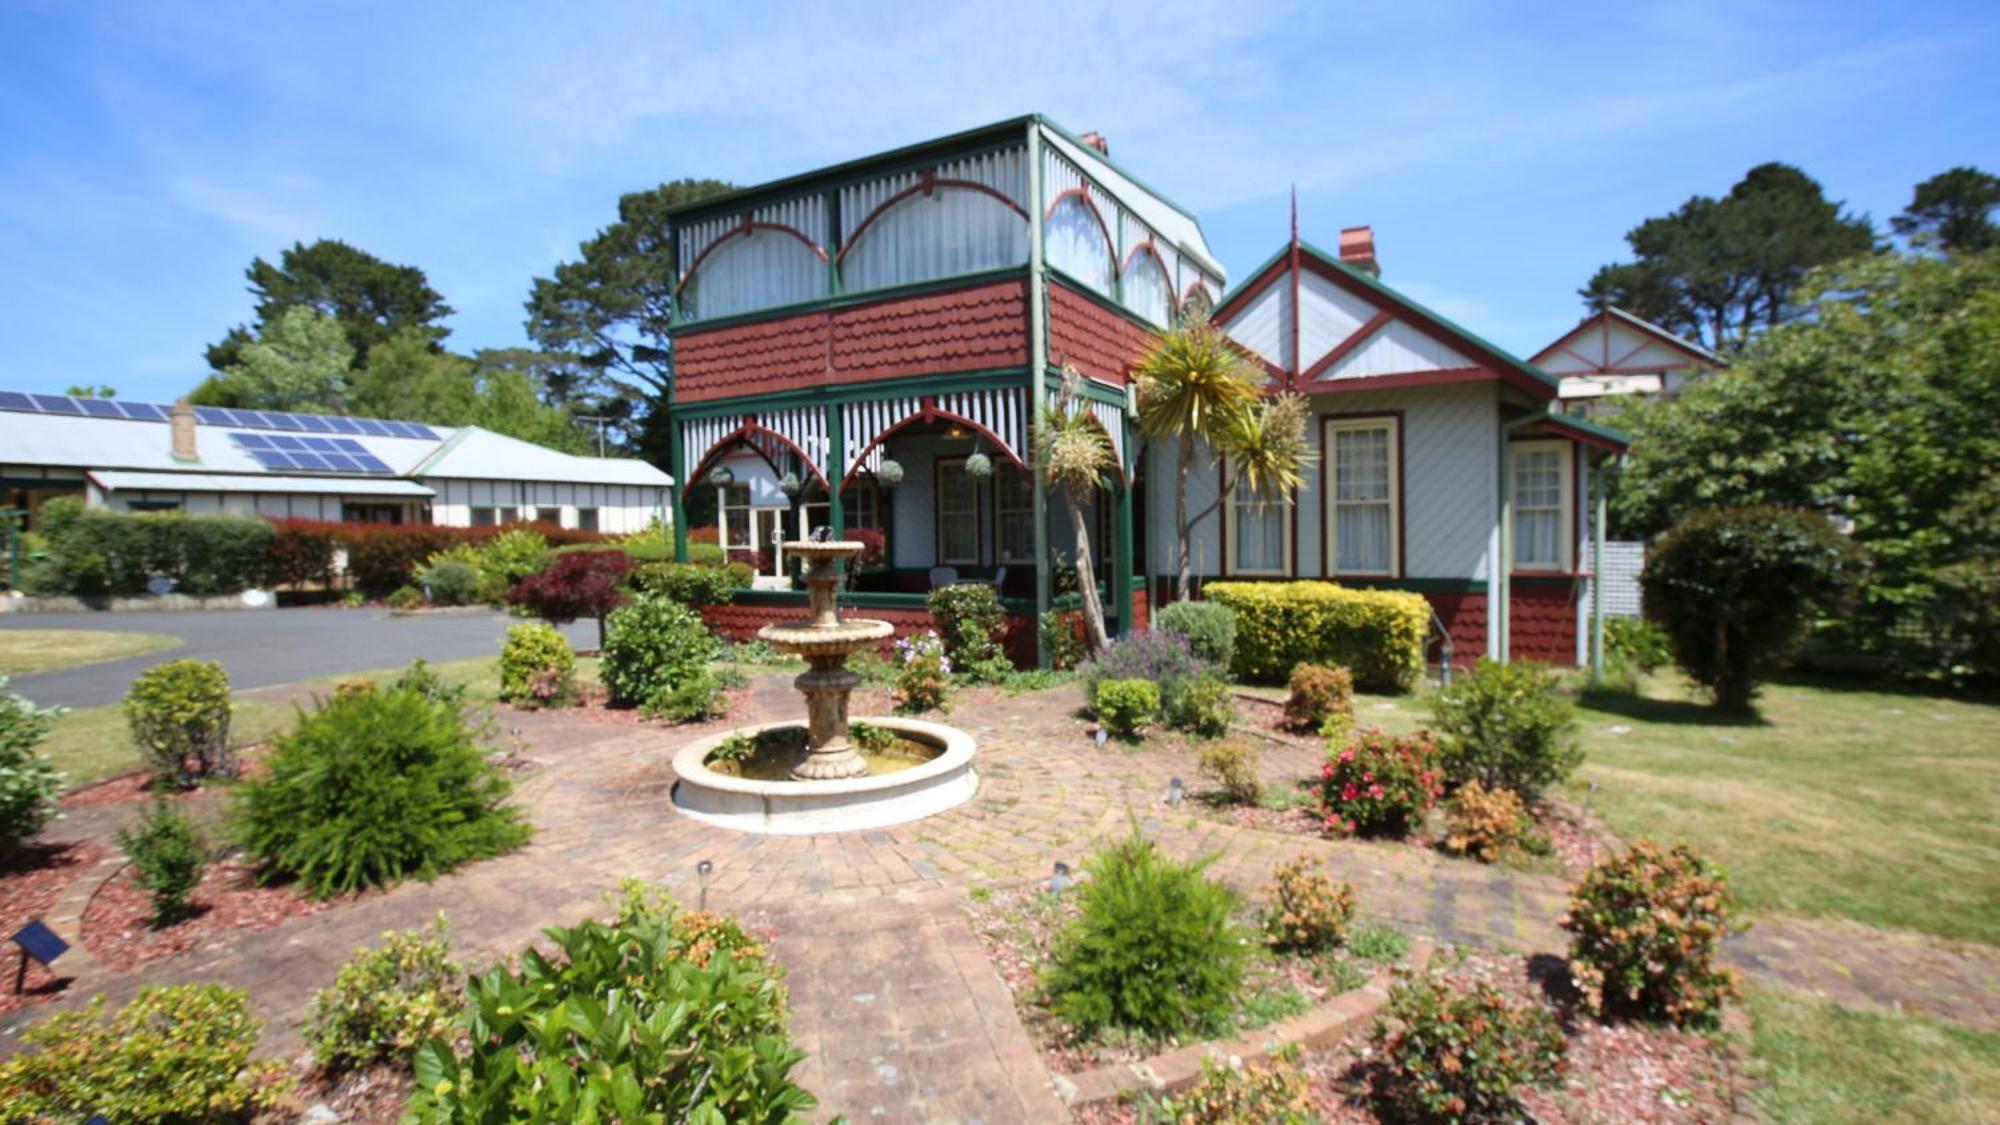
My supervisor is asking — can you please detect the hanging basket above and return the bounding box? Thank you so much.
[778,471,802,499]
[876,459,905,488]
[964,452,993,481]
[708,465,735,487]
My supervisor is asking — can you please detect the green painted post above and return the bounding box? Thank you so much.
[669,406,689,563]
[826,404,845,536]
[1026,121,1052,667]
[1590,455,1608,685]
[1115,457,1135,637]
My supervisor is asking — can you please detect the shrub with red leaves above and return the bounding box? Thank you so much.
[508,551,631,637]
[846,527,886,567]
[265,519,344,589]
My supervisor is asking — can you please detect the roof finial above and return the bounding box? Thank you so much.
[1290,184,1298,246]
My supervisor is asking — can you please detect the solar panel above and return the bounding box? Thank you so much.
[0,390,31,410]
[116,401,168,421]
[31,394,83,414]
[78,398,123,418]
[229,431,399,475]
[247,449,296,470]
[0,391,447,448]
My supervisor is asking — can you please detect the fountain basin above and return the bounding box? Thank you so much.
[757,618,894,659]
[670,717,977,834]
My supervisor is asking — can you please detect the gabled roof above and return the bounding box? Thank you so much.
[1530,306,1725,373]
[1214,241,1560,399]
[413,426,672,487]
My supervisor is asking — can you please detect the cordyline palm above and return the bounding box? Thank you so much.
[1035,365,1116,652]
[1133,312,1307,598]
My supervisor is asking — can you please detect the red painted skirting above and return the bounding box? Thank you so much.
[1420,591,1487,669]
[699,601,1038,667]
[1507,578,1579,665]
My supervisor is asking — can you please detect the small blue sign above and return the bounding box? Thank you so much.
[11,919,69,967]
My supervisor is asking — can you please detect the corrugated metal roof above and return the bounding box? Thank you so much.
[414,427,673,487]
[89,470,435,496]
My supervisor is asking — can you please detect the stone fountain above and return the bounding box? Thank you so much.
[668,537,978,834]
[755,539,894,780]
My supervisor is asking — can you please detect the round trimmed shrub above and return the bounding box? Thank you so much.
[600,593,720,720]
[1281,662,1353,739]
[0,984,292,1122]
[124,658,233,788]
[1261,857,1355,952]
[1196,740,1262,805]
[308,914,464,1074]
[1093,678,1160,739]
[419,558,482,606]
[1042,836,1245,1039]
[1427,657,1579,800]
[235,683,530,897]
[1561,840,1740,1027]
[1168,672,1235,738]
[497,623,578,709]
[1640,505,1860,711]
[0,678,63,850]
[1317,728,1443,837]
[1442,780,1535,863]
[1152,599,1238,669]
[1368,973,1566,1121]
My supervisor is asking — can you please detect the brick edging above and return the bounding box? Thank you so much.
[1053,937,1436,1108]
[37,854,124,983]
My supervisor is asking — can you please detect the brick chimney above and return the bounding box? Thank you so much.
[1338,225,1379,276]
[1078,130,1110,156]
[169,397,198,461]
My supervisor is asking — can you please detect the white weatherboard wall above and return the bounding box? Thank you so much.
[424,479,666,533]
[1146,381,1498,582]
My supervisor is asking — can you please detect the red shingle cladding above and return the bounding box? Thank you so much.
[1508,578,1579,665]
[674,280,1028,402]
[1422,591,1487,669]
[1047,281,1153,385]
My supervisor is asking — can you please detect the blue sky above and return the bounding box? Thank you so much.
[2,0,1995,403]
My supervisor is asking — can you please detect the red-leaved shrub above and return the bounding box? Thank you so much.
[1317,728,1443,837]
[265,519,344,589]
[508,550,631,632]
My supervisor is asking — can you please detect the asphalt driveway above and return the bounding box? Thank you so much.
[0,607,595,708]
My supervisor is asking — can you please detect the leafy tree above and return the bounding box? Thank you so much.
[208,239,453,372]
[1035,365,1116,651]
[348,327,479,422]
[1892,166,2000,254]
[1134,312,1310,599]
[524,178,735,398]
[1615,250,2000,677]
[193,306,353,412]
[65,384,115,398]
[1583,163,1875,351]
[463,361,592,454]
[475,346,636,453]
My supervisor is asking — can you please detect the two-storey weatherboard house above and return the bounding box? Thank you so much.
[663,115,1627,669]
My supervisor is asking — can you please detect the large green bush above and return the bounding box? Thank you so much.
[1042,836,1245,1039]
[405,886,819,1123]
[1641,506,1861,710]
[927,583,1010,681]
[23,498,276,596]
[1152,599,1239,668]
[308,914,464,1074]
[600,593,721,720]
[631,559,747,606]
[234,682,530,897]
[0,677,64,850]
[496,622,578,709]
[1427,657,1580,800]
[1093,678,1160,739]
[124,658,233,788]
[1204,581,1428,691]
[419,557,484,606]
[1368,973,1566,1121]
[1561,840,1740,1027]
[116,797,206,927]
[0,984,292,1122]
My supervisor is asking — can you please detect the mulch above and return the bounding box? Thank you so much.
[1073,947,1737,1123]
[0,839,103,1016]
[81,853,353,972]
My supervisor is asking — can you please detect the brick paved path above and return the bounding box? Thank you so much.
[6,673,1997,1123]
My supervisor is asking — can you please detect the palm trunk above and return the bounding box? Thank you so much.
[1067,489,1110,652]
[1174,432,1194,601]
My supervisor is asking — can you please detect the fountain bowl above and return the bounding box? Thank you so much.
[670,717,977,834]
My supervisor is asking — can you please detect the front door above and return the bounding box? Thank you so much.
[754,508,789,585]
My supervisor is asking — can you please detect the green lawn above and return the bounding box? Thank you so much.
[1748,987,2000,1123]
[35,653,602,790]
[0,628,181,676]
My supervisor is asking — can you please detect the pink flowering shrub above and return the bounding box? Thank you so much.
[892,631,951,714]
[1316,728,1443,837]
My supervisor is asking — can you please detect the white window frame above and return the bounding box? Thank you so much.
[1510,439,1573,573]
[1322,416,1401,578]
[935,458,982,566]
[994,468,1037,564]
[1222,459,1293,577]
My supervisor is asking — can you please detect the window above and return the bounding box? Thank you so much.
[1226,468,1291,576]
[128,500,181,512]
[1511,441,1571,571]
[936,459,981,565]
[1045,193,1114,294]
[470,506,497,527]
[843,481,882,530]
[528,506,562,527]
[1324,417,1399,576]
[1121,249,1173,326]
[575,507,599,532]
[995,468,1035,563]
[718,483,753,550]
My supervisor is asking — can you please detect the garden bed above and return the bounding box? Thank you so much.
[80,852,351,971]
[0,840,104,1016]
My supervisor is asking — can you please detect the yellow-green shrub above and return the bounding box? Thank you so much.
[1205,581,1427,691]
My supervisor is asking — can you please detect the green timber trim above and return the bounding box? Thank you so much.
[667,265,1031,337]
[1027,120,1052,667]
[1336,576,1488,594]
[825,403,844,535]
[674,367,1031,419]
[1032,119,1225,279]
[1538,409,1632,450]
[1040,366,1129,407]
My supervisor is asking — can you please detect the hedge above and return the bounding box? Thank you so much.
[293,521,607,593]
[25,499,276,597]
[1203,581,1428,691]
